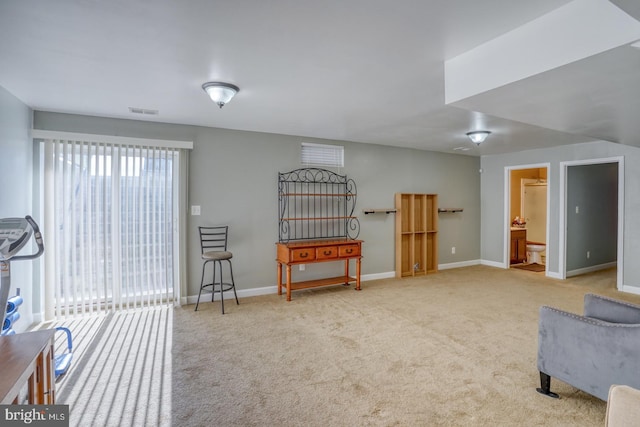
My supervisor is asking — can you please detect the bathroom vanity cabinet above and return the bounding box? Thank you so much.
[510,229,527,264]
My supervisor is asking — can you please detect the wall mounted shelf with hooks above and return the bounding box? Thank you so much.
[438,208,463,213]
[363,209,397,215]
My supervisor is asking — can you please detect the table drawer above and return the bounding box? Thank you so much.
[339,244,360,257]
[316,246,338,260]
[291,248,315,262]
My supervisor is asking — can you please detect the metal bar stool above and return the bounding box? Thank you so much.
[195,226,239,314]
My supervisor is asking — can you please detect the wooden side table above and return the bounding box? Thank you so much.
[0,329,56,404]
[276,239,363,301]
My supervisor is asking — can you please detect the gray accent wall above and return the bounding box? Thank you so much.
[566,163,618,272]
[0,85,34,329]
[34,111,481,300]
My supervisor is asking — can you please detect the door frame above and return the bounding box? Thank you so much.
[559,157,624,289]
[503,163,550,274]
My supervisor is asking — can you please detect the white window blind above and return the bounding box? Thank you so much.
[301,142,344,167]
[41,137,181,319]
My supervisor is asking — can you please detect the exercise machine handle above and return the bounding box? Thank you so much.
[10,215,44,261]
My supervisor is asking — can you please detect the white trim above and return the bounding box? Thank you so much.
[619,158,626,290]
[566,262,618,278]
[183,271,401,304]
[546,271,562,279]
[32,129,194,150]
[361,271,395,281]
[481,259,505,269]
[439,260,481,270]
[559,156,623,289]
[183,286,276,305]
[504,163,551,270]
[620,285,640,296]
[559,162,567,279]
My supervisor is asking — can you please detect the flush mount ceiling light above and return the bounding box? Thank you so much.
[466,130,491,146]
[202,82,239,108]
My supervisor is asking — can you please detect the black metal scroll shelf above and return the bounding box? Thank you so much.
[278,168,360,242]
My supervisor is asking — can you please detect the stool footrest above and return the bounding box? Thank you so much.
[201,282,235,293]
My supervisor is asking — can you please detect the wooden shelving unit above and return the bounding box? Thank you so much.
[395,193,438,277]
[276,168,362,301]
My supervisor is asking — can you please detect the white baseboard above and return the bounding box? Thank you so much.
[620,285,640,295]
[566,262,617,278]
[183,285,278,305]
[183,271,401,304]
[439,260,481,270]
[480,259,505,269]
[546,271,562,279]
[361,271,395,281]
[180,260,510,305]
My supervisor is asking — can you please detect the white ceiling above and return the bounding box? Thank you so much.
[1,0,640,156]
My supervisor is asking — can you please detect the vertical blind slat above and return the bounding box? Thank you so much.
[78,143,87,316]
[165,148,172,302]
[53,141,62,319]
[122,146,130,311]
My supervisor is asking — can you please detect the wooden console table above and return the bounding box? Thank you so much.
[276,239,363,301]
[0,329,56,404]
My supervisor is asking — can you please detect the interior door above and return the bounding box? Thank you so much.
[523,184,547,243]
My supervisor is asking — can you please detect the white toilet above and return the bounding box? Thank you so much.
[526,242,546,265]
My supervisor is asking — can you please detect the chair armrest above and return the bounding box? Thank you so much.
[606,385,640,426]
[537,306,640,400]
[584,293,640,324]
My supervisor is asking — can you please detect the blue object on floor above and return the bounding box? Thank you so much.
[54,327,73,378]
[2,311,19,331]
[6,295,23,316]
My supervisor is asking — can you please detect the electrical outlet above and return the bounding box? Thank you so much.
[191,205,201,216]
[587,251,590,259]
[299,264,305,271]
[414,263,419,271]
[451,247,456,254]
[576,206,580,214]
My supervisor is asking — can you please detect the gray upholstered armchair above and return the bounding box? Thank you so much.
[536,293,640,401]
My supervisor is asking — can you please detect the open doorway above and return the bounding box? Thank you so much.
[559,157,623,289]
[505,164,550,274]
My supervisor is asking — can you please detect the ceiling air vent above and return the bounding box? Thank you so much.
[128,107,159,115]
[453,146,471,152]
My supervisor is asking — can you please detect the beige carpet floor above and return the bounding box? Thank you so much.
[171,265,639,427]
[46,265,640,426]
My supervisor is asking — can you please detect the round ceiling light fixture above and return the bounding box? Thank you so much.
[466,130,491,146]
[202,82,240,108]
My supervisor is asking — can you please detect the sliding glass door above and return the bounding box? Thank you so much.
[41,137,184,319]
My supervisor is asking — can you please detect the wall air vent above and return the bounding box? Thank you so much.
[128,107,159,115]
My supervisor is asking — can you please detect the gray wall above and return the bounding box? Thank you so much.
[566,162,618,272]
[0,86,34,330]
[481,141,640,290]
[34,111,481,299]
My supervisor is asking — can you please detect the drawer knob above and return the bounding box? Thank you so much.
[300,252,308,258]
[323,250,332,256]
[345,248,353,254]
